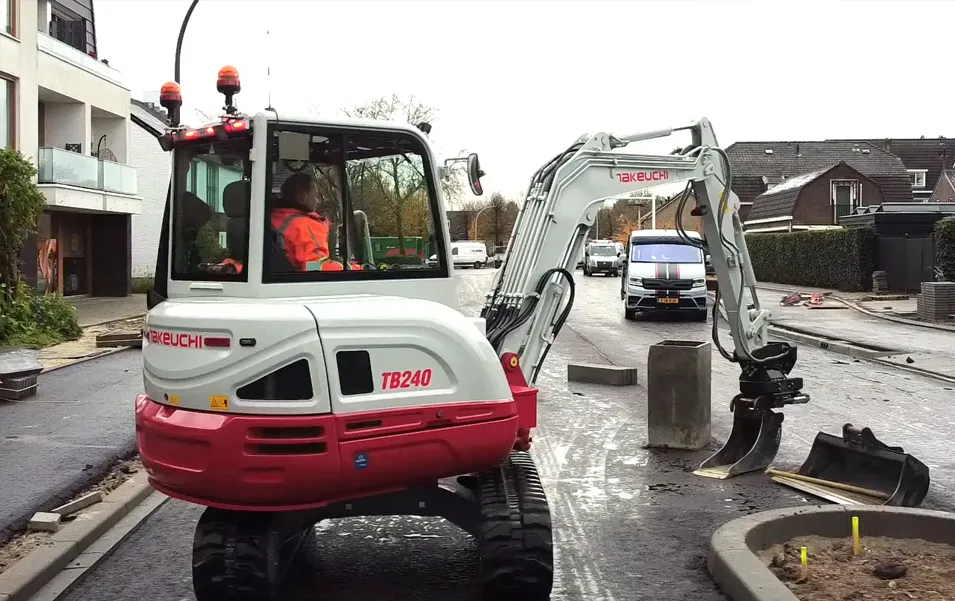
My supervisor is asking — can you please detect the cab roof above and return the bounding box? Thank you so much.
[630,229,702,239]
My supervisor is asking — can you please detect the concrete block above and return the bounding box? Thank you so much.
[646,340,711,450]
[566,363,638,386]
[28,512,61,533]
[0,375,38,401]
[52,492,103,517]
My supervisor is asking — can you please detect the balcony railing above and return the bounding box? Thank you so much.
[37,147,138,195]
[36,32,124,87]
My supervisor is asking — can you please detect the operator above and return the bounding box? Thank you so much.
[270,171,361,271]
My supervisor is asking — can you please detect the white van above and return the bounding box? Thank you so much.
[619,229,708,321]
[583,240,622,276]
[430,241,489,269]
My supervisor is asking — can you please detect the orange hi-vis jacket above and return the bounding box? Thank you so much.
[270,208,362,272]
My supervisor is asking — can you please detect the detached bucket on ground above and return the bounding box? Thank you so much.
[769,423,930,507]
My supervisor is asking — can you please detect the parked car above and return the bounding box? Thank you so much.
[491,245,507,268]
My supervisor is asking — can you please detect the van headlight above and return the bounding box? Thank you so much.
[628,277,642,286]
[693,278,705,288]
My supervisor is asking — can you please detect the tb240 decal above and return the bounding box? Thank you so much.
[380,369,433,390]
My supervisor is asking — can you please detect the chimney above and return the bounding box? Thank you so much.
[884,138,891,154]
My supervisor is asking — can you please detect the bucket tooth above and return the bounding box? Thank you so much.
[695,403,783,479]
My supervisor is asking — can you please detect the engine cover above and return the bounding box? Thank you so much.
[143,295,512,416]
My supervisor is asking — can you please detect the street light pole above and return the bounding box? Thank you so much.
[472,206,491,240]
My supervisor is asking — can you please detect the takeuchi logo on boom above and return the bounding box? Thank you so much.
[616,171,669,183]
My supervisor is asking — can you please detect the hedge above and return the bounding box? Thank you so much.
[744,227,875,292]
[934,219,955,281]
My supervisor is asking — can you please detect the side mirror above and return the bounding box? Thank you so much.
[467,153,485,196]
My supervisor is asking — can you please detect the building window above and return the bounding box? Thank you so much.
[831,181,857,222]
[1,0,10,35]
[206,166,219,212]
[908,169,927,189]
[0,76,12,148]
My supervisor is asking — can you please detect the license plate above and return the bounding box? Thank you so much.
[658,297,679,304]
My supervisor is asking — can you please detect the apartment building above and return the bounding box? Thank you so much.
[1,0,140,297]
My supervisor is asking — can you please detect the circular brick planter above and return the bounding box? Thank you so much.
[707,505,955,601]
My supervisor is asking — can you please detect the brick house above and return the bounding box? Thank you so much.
[929,169,955,202]
[725,141,912,232]
[829,138,955,202]
[637,190,702,232]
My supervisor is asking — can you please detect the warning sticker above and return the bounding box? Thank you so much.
[209,395,229,411]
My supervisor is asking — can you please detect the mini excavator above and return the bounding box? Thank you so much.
[133,4,826,600]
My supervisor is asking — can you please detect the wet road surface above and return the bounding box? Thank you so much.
[60,271,955,601]
[0,350,141,543]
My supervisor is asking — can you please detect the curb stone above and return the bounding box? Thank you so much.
[708,292,955,384]
[708,505,955,601]
[39,313,145,375]
[39,346,134,375]
[754,283,955,334]
[80,313,146,329]
[0,473,155,601]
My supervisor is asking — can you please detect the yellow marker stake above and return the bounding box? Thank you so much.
[852,516,861,555]
[800,546,808,579]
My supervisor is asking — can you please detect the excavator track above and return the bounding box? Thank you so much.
[478,450,554,600]
[192,508,312,601]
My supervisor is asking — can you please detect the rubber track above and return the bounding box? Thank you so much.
[192,509,278,601]
[478,450,554,600]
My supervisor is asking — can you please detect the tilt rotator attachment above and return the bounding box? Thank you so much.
[769,424,930,507]
[694,341,809,480]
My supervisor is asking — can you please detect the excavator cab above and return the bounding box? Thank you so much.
[147,70,466,312]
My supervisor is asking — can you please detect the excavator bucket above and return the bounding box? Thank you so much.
[694,406,784,479]
[769,424,930,507]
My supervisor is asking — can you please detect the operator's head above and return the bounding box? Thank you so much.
[280,171,319,213]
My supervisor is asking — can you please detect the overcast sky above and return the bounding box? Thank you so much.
[95,0,950,206]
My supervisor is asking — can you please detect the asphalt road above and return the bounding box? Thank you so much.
[60,271,955,601]
[0,351,141,543]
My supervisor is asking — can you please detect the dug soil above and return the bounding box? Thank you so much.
[759,535,955,601]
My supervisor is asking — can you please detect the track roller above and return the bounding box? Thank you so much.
[477,450,554,600]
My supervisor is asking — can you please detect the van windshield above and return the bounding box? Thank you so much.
[590,245,616,256]
[631,242,703,263]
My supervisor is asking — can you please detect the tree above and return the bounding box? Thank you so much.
[0,148,80,347]
[482,192,519,246]
[0,149,46,305]
[341,94,461,253]
[461,193,520,247]
[594,206,614,239]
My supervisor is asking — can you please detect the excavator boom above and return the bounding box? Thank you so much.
[482,118,809,478]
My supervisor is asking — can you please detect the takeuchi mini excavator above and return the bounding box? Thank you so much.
[136,32,810,601]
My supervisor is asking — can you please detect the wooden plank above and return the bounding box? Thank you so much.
[95,337,143,349]
[96,332,142,343]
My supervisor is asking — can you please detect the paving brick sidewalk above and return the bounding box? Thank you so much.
[758,285,955,380]
[68,295,147,328]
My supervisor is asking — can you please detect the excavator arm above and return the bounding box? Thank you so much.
[482,118,808,478]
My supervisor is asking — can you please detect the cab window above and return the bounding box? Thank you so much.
[170,137,252,281]
[262,124,448,282]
